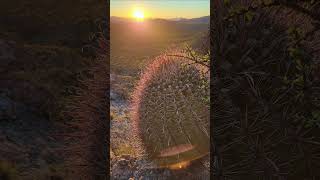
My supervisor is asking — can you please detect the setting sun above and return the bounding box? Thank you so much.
[133,9,144,20]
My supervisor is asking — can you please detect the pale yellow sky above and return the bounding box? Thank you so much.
[111,0,210,19]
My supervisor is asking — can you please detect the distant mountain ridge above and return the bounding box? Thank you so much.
[168,16,209,24]
[111,16,209,24]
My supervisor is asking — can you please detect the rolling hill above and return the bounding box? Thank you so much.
[110,16,209,74]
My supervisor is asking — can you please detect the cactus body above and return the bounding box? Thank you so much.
[132,53,210,167]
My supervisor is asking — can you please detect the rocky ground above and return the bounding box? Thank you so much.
[110,73,210,180]
[0,40,67,179]
[0,87,65,179]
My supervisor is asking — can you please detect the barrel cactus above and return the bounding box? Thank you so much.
[131,53,210,168]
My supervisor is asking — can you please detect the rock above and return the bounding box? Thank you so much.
[110,74,116,82]
[120,154,131,160]
[111,161,134,180]
[110,90,119,101]
[118,158,129,167]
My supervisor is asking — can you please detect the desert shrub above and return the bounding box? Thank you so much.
[62,37,108,179]
[212,0,320,179]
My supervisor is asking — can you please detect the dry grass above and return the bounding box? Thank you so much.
[62,38,108,180]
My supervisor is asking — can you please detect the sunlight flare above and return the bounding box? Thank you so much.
[168,160,191,170]
[132,9,145,21]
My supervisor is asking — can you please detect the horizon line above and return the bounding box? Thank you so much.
[110,15,210,19]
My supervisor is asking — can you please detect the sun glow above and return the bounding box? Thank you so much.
[133,9,145,21]
[168,161,191,170]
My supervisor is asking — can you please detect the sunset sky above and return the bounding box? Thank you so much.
[110,0,210,19]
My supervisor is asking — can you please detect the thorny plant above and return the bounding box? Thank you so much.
[146,45,210,179]
[61,18,109,180]
[131,52,210,165]
[212,0,320,179]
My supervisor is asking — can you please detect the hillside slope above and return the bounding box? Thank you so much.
[110,17,209,74]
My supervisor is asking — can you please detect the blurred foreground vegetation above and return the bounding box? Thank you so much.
[0,0,105,121]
